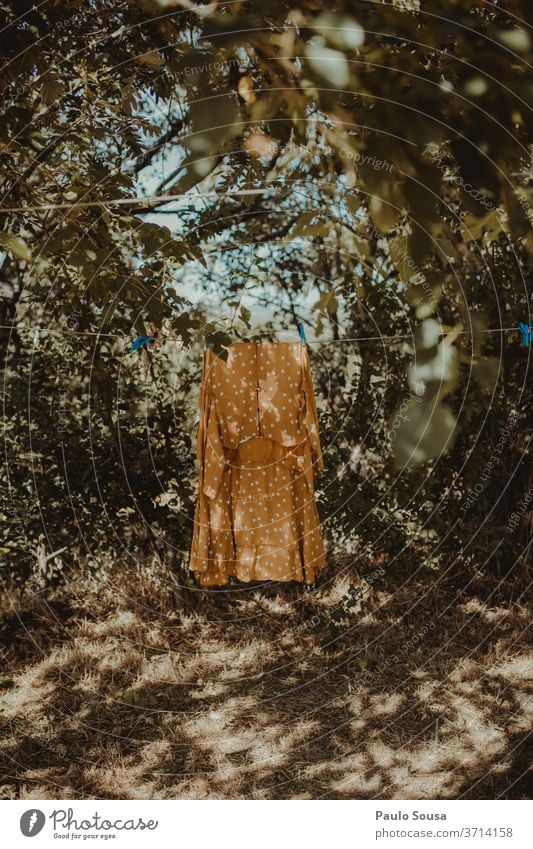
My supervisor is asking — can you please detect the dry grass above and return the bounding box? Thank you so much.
[0,555,531,800]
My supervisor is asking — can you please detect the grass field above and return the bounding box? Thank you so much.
[1,555,531,800]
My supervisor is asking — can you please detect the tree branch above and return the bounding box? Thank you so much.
[134,116,186,174]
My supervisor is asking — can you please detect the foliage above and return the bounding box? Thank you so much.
[0,1,531,587]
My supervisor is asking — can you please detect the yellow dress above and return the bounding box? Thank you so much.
[189,341,325,585]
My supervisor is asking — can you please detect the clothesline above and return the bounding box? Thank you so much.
[0,186,294,214]
[0,324,526,342]
[309,328,521,344]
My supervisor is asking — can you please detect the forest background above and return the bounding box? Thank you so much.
[0,0,531,800]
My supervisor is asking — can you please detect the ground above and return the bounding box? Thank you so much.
[0,555,531,800]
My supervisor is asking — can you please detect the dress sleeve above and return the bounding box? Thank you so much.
[196,349,226,499]
[303,349,324,476]
[202,396,226,499]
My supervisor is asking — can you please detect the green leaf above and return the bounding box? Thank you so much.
[414,318,442,351]
[389,234,417,281]
[186,243,207,267]
[369,196,400,234]
[473,357,500,391]
[305,44,350,89]
[286,209,322,239]
[314,290,339,317]
[208,329,232,360]
[313,14,365,49]
[408,342,459,397]
[188,93,240,155]
[461,208,508,243]
[391,400,457,469]
[409,227,433,266]
[39,69,65,105]
[135,50,165,68]
[352,235,370,260]
[496,28,530,52]
[0,233,32,262]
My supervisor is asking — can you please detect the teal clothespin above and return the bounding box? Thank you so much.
[205,333,209,349]
[518,322,533,347]
[130,335,154,351]
[298,323,306,346]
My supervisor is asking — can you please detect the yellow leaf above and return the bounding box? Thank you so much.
[0,233,32,262]
[461,208,508,243]
[135,50,165,68]
[237,75,256,104]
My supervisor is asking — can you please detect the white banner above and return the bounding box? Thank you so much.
[2,799,531,849]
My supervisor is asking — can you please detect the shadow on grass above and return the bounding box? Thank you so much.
[0,559,531,799]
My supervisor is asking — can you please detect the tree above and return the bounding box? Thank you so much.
[1,1,531,584]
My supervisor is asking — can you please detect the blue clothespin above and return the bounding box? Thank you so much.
[130,335,154,351]
[518,322,533,347]
[205,333,209,349]
[298,323,306,346]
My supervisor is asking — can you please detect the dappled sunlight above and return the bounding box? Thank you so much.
[332,765,383,796]
[367,692,405,718]
[0,0,531,810]
[487,654,533,685]
[1,572,531,799]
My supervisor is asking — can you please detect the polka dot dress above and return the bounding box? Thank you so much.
[189,342,325,586]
